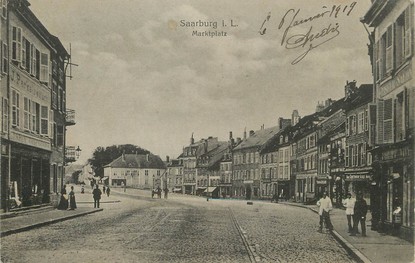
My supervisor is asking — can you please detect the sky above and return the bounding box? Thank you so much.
[29,0,373,164]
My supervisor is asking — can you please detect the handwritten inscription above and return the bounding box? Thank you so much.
[259,2,357,65]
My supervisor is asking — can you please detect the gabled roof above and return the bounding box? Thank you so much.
[105,154,166,169]
[234,126,280,151]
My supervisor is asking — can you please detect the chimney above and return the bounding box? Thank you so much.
[278,117,291,130]
[292,110,300,126]
[190,133,194,144]
[229,131,233,140]
[243,128,247,140]
[345,80,357,98]
[249,130,255,137]
[236,137,242,144]
[166,155,170,163]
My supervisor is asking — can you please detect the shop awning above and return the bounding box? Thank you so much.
[204,187,218,193]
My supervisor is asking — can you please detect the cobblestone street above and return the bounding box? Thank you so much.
[1,193,356,263]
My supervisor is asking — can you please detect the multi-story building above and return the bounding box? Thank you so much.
[363,0,414,240]
[197,140,228,198]
[178,135,223,195]
[218,131,239,198]
[104,153,166,189]
[343,82,373,206]
[0,0,73,210]
[232,125,281,200]
[165,157,183,193]
[293,98,345,203]
[260,127,293,201]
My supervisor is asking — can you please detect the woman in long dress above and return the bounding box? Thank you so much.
[57,185,69,210]
[69,186,77,210]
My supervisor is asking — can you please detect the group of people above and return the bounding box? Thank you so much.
[317,191,368,237]
[57,185,77,210]
[57,184,112,210]
[151,187,169,199]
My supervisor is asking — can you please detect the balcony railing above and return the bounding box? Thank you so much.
[65,109,76,126]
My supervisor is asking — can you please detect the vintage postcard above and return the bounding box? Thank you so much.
[1,0,414,262]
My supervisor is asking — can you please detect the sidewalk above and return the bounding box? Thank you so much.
[0,185,121,237]
[282,202,414,263]
[0,207,103,237]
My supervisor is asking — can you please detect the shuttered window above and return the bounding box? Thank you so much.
[376,100,384,144]
[385,25,393,73]
[383,98,393,143]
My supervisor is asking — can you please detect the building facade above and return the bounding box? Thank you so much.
[1,0,72,210]
[104,153,166,189]
[363,0,414,240]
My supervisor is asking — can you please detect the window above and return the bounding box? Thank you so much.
[12,26,22,63]
[383,98,393,143]
[21,37,27,69]
[396,7,413,66]
[346,116,350,136]
[364,109,368,131]
[24,97,29,130]
[49,110,55,143]
[1,41,7,74]
[345,147,349,167]
[2,98,8,132]
[40,53,49,84]
[41,106,48,135]
[11,90,19,127]
[31,102,39,133]
[385,25,393,73]
[351,115,356,134]
[1,0,7,19]
[57,125,64,146]
[358,112,364,133]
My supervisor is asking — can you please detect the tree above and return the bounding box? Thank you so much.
[71,170,82,184]
[88,144,150,177]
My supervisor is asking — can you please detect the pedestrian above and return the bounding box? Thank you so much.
[81,184,85,194]
[69,185,77,210]
[350,193,368,236]
[57,185,69,210]
[103,185,106,195]
[157,187,162,199]
[106,186,110,197]
[92,184,102,208]
[164,187,169,199]
[342,193,356,233]
[317,192,334,232]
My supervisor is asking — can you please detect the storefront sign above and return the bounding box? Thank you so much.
[380,145,411,161]
[10,65,50,103]
[316,180,328,185]
[379,64,412,97]
[10,131,51,151]
[345,172,371,181]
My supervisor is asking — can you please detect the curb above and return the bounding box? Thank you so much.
[281,202,372,263]
[77,200,121,204]
[0,208,103,238]
[0,205,55,220]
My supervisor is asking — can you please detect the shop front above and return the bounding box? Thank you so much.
[2,140,51,209]
[372,142,413,242]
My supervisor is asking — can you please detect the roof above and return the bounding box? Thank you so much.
[344,84,373,112]
[234,126,281,151]
[198,142,229,169]
[105,154,166,169]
